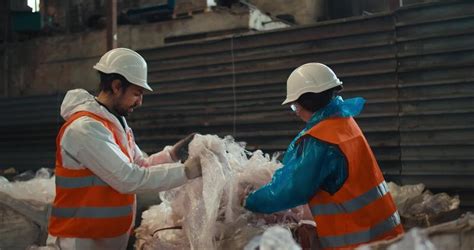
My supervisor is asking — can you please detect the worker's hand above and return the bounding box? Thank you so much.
[170,133,196,162]
[184,156,202,179]
[295,220,318,249]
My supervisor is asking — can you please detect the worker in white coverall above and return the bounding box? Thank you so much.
[47,48,202,250]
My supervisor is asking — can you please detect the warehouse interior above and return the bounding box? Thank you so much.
[1,0,474,249]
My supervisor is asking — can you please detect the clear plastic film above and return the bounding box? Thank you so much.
[0,168,55,205]
[135,135,306,250]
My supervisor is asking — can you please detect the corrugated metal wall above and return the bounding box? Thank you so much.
[0,94,63,170]
[136,12,401,179]
[395,1,474,206]
[1,1,473,205]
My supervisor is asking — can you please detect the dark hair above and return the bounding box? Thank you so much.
[296,85,343,112]
[98,72,132,93]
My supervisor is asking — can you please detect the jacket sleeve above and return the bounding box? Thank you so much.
[60,118,188,194]
[244,137,346,214]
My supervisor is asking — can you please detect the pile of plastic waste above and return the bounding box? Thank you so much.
[0,168,55,203]
[358,213,474,250]
[387,182,461,229]
[357,184,465,249]
[134,134,307,250]
[0,168,55,250]
[1,135,465,250]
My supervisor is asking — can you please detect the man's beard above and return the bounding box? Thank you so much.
[114,104,135,117]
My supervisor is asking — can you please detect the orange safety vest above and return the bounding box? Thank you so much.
[302,117,404,250]
[48,111,135,239]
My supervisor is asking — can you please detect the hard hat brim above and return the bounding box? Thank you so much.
[282,97,295,105]
[93,64,153,91]
[282,79,342,105]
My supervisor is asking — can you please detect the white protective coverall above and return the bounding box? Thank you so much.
[47,88,188,249]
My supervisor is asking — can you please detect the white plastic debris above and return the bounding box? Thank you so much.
[135,135,305,250]
[358,213,474,250]
[386,228,436,250]
[0,167,55,204]
[28,245,59,250]
[244,226,302,250]
[0,168,55,250]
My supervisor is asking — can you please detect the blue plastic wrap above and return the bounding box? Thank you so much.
[244,96,365,214]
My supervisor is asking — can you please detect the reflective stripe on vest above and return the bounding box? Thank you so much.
[310,181,389,216]
[303,117,404,249]
[319,212,401,248]
[51,205,133,218]
[55,175,108,188]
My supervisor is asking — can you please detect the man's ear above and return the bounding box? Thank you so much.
[111,79,122,95]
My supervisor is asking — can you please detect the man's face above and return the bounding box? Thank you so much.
[113,83,144,116]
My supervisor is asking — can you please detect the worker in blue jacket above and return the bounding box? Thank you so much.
[244,63,364,213]
[244,63,403,250]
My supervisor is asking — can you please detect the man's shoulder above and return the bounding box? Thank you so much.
[63,116,110,135]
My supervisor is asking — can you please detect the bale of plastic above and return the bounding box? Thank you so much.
[388,182,461,229]
[0,168,55,250]
[357,213,474,250]
[135,135,306,250]
[0,202,43,250]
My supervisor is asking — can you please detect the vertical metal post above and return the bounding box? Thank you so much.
[64,0,70,33]
[3,0,10,97]
[3,47,7,97]
[106,0,117,50]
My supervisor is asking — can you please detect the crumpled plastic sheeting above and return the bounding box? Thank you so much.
[388,182,425,212]
[388,182,460,219]
[244,226,302,250]
[357,228,436,250]
[386,228,436,250]
[28,245,59,250]
[0,168,55,204]
[135,135,305,250]
[358,213,474,250]
[404,191,460,218]
[135,202,187,249]
[0,168,55,250]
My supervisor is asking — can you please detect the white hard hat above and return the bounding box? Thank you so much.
[93,48,152,91]
[282,63,342,105]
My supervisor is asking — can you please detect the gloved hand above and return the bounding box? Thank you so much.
[184,156,202,179]
[170,133,196,162]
